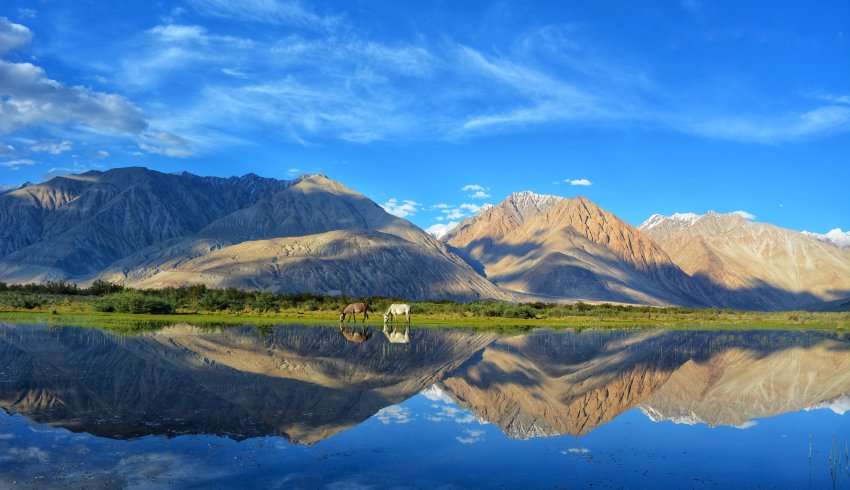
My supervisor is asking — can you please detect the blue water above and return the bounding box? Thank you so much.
[0,324,848,489]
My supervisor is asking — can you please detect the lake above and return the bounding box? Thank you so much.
[0,323,849,489]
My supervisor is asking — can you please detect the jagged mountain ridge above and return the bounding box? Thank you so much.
[444,192,710,306]
[0,168,504,300]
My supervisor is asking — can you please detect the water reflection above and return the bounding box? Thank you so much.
[1,324,848,443]
[1,323,849,488]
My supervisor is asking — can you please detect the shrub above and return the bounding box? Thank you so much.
[94,291,175,314]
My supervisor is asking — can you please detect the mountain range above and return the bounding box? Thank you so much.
[1,166,848,310]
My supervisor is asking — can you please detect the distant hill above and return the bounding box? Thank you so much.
[640,212,850,309]
[0,168,503,300]
[444,191,712,306]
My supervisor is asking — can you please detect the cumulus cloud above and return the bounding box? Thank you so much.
[30,140,72,155]
[0,17,31,54]
[375,405,412,425]
[566,178,592,186]
[731,210,756,220]
[802,228,850,248]
[382,198,420,218]
[426,221,460,239]
[462,184,491,199]
[0,60,148,135]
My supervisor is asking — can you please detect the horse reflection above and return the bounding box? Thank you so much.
[338,324,373,344]
[382,324,410,344]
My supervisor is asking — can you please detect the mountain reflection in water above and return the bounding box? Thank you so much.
[1,323,849,489]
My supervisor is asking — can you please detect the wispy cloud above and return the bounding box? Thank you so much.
[187,0,339,30]
[566,178,592,186]
[30,140,72,155]
[0,158,35,169]
[382,198,420,218]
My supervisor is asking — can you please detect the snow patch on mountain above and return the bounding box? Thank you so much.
[639,212,702,231]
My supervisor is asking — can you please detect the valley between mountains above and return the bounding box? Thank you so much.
[1,167,848,311]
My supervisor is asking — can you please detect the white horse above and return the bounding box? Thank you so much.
[383,303,411,324]
[382,323,410,344]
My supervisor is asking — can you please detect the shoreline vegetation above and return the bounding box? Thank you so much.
[0,281,848,331]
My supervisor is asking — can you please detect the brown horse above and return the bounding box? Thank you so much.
[338,325,372,344]
[340,302,369,323]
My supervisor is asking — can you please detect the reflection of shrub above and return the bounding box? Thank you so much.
[94,291,174,314]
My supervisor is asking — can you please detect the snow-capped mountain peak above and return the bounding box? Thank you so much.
[639,212,702,231]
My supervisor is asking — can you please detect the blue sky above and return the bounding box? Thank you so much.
[0,0,848,236]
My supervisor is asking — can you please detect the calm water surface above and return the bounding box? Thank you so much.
[1,323,849,489]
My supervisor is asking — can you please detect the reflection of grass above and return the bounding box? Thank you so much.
[827,438,850,490]
[0,308,848,333]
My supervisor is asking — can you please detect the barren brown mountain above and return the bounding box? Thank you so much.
[444,191,709,305]
[640,212,850,309]
[0,168,504,300]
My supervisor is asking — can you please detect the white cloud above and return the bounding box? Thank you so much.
[1,158,35,169]
[456,429,485,444]
[0,17,31,55]
[382,198,420,218]
[803,228,850,248]
[566,178,592,186]
[375,405,412,425]
[459,203,484,213]
[562,447,591,455]
[426,221,460,239]
[94,150,110,159]
[731,210,756,220]
[30,140,72,155]
[0,44,148,136]
[681,105,850,143]
[462,184,491,199]
[137,131,192,157]
[187,0,339,31]
[287,168,301,175]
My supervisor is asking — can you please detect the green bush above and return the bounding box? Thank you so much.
[94,291,175,314]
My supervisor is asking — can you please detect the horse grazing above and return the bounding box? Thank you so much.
[340,302,369,323]
[339,325,372,344]
[383,303,411,325]
[382,323,410,344]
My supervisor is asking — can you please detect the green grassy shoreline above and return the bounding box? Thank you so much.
[1,308,848,332]
[2,283,848,332]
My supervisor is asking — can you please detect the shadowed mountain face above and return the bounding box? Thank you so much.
[0,168,503,300]
[1,324,848,444]
[444,192,712,306]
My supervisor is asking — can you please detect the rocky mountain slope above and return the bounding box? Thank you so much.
[0,168,503,300]
[640,212,850,309]
[444,192,709,306]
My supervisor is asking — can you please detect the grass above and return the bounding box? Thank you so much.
[1,304,848,333]
[1,284,848,332]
